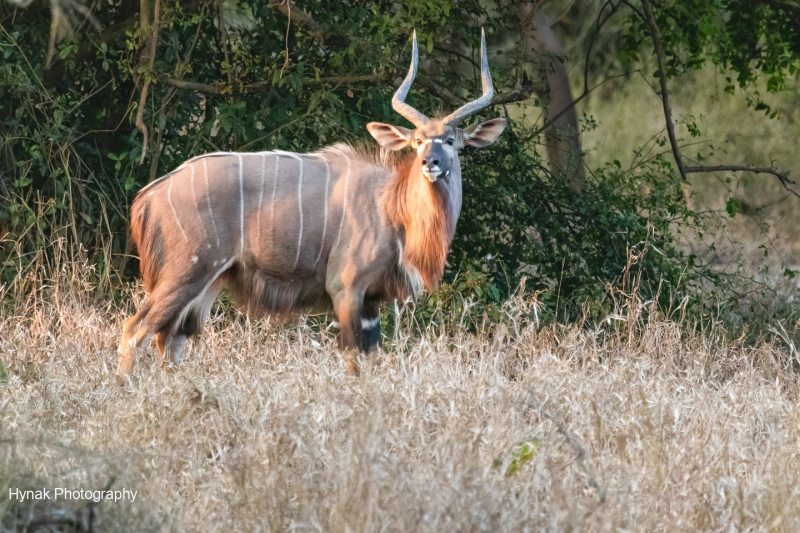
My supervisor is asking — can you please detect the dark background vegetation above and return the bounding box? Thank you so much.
[1,0,799,332]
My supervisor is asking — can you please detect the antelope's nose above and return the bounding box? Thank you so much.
[422,158,439,169]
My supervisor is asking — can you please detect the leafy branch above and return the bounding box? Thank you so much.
[640,0,798,198]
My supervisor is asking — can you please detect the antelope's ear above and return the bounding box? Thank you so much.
[367,123,413,151]
[463,118,507,148]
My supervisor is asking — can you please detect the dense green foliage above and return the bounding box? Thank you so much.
[622,0,800,112]
[1,0,798,324]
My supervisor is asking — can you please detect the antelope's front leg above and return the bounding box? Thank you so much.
[361,298,382,356]
[332,291,364,376]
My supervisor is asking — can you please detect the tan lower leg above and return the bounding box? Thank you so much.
[156,332,169,370]
[343,349,360,377]
[117,317,153,377]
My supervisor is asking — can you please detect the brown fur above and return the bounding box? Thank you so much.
[130,191,166,294]
[222,264,332,320]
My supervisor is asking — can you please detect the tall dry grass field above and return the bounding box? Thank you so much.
[1,260,800,532]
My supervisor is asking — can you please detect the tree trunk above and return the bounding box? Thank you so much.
[529,10,585,192]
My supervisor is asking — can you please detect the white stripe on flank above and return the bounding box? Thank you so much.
[270,156,279,250]
[138,151,241,195]
[270,152,305,270]
[168,177,189,243]
[203,159,220,247]
[190,164,209,243]
[293,157,304,270]
[335,156,352,250]
[311,154,330,269]
[361,317,380,330]
[256,154,267,245]
[238,154,244,256]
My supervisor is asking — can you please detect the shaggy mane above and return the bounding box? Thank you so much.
[317,142,408,171]
[383,153,455,290]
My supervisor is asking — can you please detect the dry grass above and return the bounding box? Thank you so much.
[2,268,800,532]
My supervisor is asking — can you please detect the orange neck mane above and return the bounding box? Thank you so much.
[384,154,457,289]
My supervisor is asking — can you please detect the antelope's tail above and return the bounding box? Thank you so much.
[130,190,166,294]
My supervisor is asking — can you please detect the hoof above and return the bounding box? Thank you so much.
[367,346,382,369]
[161,362,180,374]
[114,373,132,387]
[344,357,360,377]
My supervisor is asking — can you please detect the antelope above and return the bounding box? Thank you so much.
[117,30,507,378]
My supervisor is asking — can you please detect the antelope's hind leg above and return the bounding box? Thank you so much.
[117,269,227,379]
[156,332,187,371]
[155,278,224,371]
[117,304,156,379]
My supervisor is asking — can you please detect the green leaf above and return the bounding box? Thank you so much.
[725,198,741,218]
[505,440,540,477]
[59,44,75,59]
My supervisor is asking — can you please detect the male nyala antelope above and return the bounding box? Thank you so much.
[118,30,507,377]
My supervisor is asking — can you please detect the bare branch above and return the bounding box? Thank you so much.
[157,66,537,108]
[489,87,535,106]
[641,0,685,179]
[156,76,223,93]
[584,0,620,94]
[135,0,160,165]
[618,0,645,21]
[684,165,799,199]
[412,74,467,107]
[267,0,325,45]
[156,72,386,95]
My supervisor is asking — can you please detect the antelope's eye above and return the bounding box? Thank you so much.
[446,138,455,146]
[416,139,423,146]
